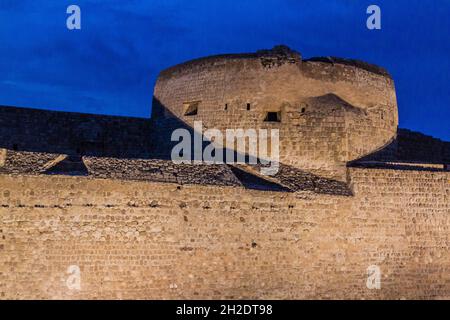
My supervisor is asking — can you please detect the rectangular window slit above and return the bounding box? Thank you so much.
[264,111,281,122]
[183,101,200,116]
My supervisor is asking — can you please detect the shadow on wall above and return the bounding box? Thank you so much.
[0,101,356,194]
[151,97,281,164]
[150,97,354,195]
[2,101,447,167]
[0,105,153,159]
[349,128,450,171]
[0,101,263,162]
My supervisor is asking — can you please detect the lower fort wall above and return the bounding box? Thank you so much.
[0,167,448,299]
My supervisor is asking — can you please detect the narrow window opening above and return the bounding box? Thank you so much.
[301,107,306,113]
[224,104,228,111]
[183,101,199,116]
[246,103,251,111]
[264,111,281,122]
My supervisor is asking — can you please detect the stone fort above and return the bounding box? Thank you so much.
[0,46,449,299]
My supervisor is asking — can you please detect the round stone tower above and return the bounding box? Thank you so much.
[152,45,398,179]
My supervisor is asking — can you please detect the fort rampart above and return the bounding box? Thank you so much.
[0,46,448,299]
[0,167,448,299]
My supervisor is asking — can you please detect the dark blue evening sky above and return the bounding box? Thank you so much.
[0,0,449,140]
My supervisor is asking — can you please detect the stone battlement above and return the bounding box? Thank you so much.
[159,45,391,79]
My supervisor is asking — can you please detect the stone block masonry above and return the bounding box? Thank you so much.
[154,46,398,180]
[0,105,152,159]
[0,46,448,299]
[0,167,448,299]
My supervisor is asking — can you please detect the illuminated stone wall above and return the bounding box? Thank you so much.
[0,167,448,299]
[153,46,398,179]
